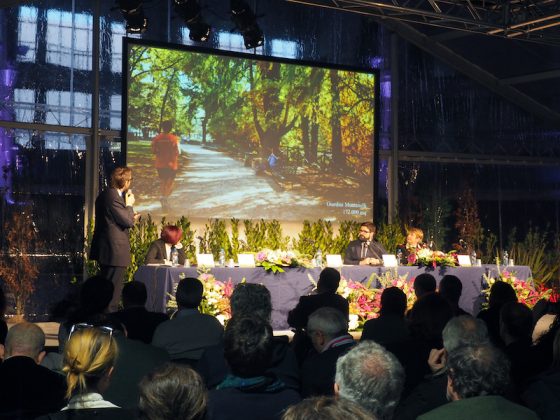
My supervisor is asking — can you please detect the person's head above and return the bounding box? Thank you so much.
[406,227,424,247]
[282,396,377,420]
[439,275,463,305]
[379,287,407,318]
[499,302,533,344]
[109,166,132,190]
[408,292,453,343]
[488,281,517,309]
[442,315,489,353]
[335,341,404,419]
[80,275,114,315]
[230,283,272,321]
[358,222,376,242]
[446,344,510,401]
[224,316,273,378]
[317,268,341,294]
[4,322,46,363]
[176,277,204,309]
[160,120,173,133]
[413,274,436,298]
[307,307,349,353]
[63,325,118,399]
[138,363,207,420]
[161,225,183,246]
[121,281,148,308]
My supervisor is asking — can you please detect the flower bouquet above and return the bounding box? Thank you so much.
[482,269,553,309]
[407,248,457,268]
[337,278,380,330]
[255,249,312,273]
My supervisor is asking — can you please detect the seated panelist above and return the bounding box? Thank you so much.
[343,222,387,266]
[397,227,425,265]
[144,225,186,265]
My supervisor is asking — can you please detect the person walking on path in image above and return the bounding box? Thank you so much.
[152,120,180,210]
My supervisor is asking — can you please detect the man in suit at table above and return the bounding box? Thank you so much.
[90,166,139,312]
[343,222,388,266]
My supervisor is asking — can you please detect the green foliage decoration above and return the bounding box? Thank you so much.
[377,217,406,255]
[85,219,99,278]
[126,215,159,282]
[175,216,197,265]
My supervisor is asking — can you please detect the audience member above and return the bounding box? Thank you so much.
[38,325,135,419]
[361,287,409,346]
[288,267,349,363]
[197,283,299,390]
[413,274,436,299]
[499,302,535,388]
[152,277,223,364]
[93,317,170,410]
[438,275,469,316]
[335,341,405,419]
[418,345,539,420]
[301,307,355,397]
[477,280,517,347]
[522,328,560,420]
[531,299,559,343]
[395,316,489,419]
[389,293,453,393]
[144,225,186,265]
[282,396,377,420]
[113,281,168,344]
[0,322,66,419]
[207,316,300,420]
[138,363,207,420]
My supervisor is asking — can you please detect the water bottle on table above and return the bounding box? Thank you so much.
[170,246,179,266]
[219,248,226,267]
[502,250,509,266]
[314,249,323,268]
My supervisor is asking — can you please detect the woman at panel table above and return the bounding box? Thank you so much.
[145,225,186,265]
[396,227,425,265]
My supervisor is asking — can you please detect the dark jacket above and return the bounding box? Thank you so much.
[144,238,186,265]
[113,306,168,344]
[343,239,387,265]
[287,293,349,330]
[90,188,134,267]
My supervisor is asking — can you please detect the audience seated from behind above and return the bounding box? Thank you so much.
[395,315,489,420]
[206,316,301,420]
[138,363,207,420]
[335,341,405,420]
[499,302,536,390]
[477,280,517,348]
[388,293,453,394]
[288,267,349,364]
[113,280,168,344]
[301,307,355,397]
[92,317,170,410]
[282,396,376,420]
[197,283,300,391]
[361,287,409,346]
[529,305,560,378]
[522,327,560,420]
[37,325,135,420]
[418,344,539,420]
[0,322,67,419]
[412,274,436,299]
[152,277,223,365]
[438,275,469,317]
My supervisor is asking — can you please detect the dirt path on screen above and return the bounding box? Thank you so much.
[134,143,330,221]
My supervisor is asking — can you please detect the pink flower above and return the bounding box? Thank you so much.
[408,253,417,264]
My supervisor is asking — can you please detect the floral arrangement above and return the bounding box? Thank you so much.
[168,271,234,325]
[255,249,312,273]
[335,271,417,331]
[482,269,554,309]
[407,248,457,268]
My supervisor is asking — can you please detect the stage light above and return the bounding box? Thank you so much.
[230,0,263,49]
[118,0,148,33]
[174,0,211,42]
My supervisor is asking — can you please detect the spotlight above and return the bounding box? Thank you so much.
[174,0,211,42]
[118,0,148,33]
[230,0,263,49]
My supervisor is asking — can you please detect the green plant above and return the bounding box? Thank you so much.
[126,214,159,281]
[205,219,232,260]
[244,219,268,251]
[85,219,99,278]
[377,217,406,255]
[175,216,197,264]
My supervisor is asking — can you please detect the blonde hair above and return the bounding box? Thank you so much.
[407,227,424,241]
[63,328,118,399]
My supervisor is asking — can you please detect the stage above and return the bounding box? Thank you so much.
[134,264,532,330]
